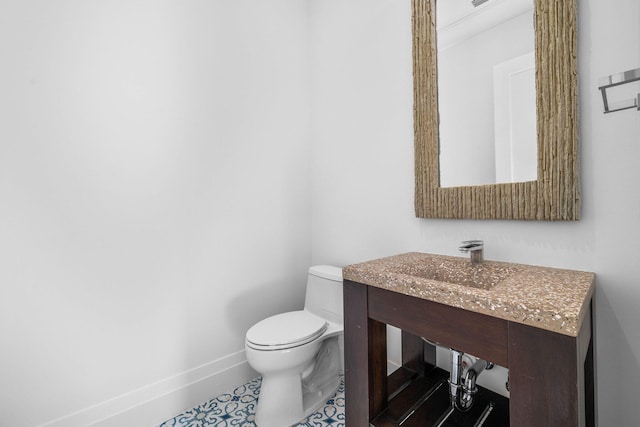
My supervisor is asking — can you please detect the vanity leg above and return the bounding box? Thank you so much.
[584,333,595,427]
[402,330,437,375]
[584,303,596,427]
[369,318,388,415]
[344,280,387,426]
[402,331,425,375]
[508,319,590,427]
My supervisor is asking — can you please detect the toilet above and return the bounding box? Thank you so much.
[245,265,343,427]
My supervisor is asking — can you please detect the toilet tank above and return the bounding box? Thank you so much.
[304,265,343,324]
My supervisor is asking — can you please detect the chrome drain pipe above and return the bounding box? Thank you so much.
[448,350,466,410]
[448,349,492,412]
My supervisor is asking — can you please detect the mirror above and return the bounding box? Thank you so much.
[437,0,536,187]
[412,0,579,220]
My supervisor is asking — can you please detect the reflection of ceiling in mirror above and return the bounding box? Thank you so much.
[437,0,533,51]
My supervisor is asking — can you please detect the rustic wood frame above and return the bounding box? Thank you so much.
[413,0,579,220]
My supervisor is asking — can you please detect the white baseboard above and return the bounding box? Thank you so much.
[387,360,401,375]
[38,350,258,427]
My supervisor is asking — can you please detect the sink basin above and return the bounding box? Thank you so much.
[388,255,522,291]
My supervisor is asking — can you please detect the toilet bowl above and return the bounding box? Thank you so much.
[245,265,343,427]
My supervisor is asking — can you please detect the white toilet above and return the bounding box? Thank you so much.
[245,265,343,427]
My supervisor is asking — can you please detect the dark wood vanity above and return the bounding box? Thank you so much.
[342,254,595,427]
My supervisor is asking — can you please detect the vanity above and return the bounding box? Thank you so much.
[343,253,595,426]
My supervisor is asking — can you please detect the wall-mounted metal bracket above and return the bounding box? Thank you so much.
[598,67,640,114]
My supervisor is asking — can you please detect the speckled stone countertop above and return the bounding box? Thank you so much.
[343,252,595,337]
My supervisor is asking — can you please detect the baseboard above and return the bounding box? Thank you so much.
[387,360,401,375]
[38,350,258,427]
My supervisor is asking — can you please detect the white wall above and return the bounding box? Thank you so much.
[0,1,311,426]
[310,0,640,426]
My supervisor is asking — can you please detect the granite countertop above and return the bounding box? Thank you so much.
[342,252,595,337]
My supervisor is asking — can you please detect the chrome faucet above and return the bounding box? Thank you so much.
[459,240,484,264]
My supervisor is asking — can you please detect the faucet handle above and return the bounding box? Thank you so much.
[459,240,484,264]
[459,240,484,251]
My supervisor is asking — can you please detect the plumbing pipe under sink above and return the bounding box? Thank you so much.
[448,349,493,412]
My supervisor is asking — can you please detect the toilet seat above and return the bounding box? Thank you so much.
[246,311,328,350]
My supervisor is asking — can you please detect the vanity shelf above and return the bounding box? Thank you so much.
[373,365,510,426]
[343,253,596,427]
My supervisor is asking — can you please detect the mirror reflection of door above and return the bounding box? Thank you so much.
[437,0,536,188]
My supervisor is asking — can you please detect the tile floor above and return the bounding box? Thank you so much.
[158,376,345,427]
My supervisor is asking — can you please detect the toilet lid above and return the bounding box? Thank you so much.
[246,311,328,349]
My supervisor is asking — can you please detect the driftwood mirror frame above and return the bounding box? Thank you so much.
[413,0,579,220]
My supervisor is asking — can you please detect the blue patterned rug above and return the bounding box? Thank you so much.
[158,376,345,427]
